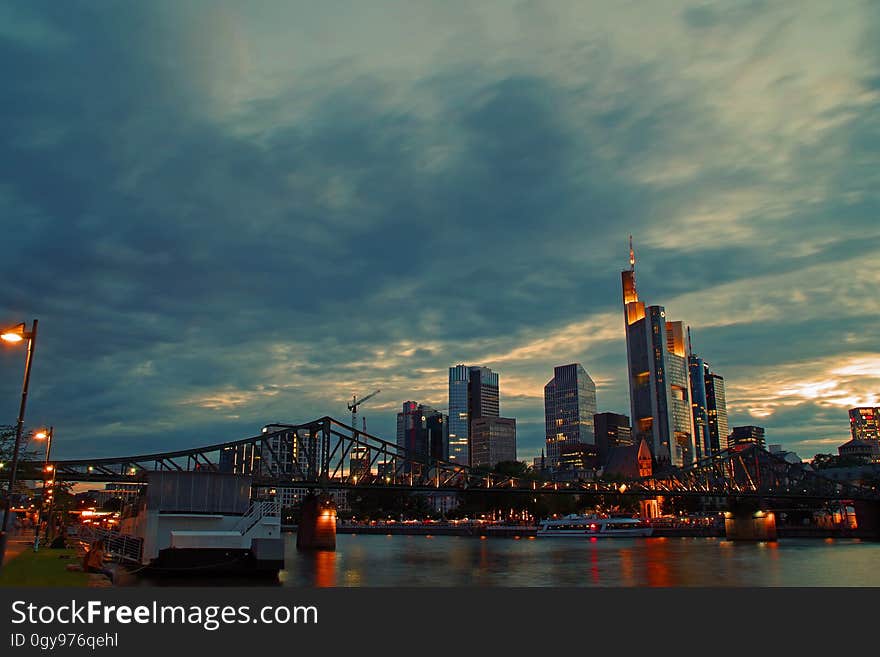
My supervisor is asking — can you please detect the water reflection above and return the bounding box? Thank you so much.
[131,533,880,587]
[277,534,880,587]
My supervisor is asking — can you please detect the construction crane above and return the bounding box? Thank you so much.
[348,389,380,437]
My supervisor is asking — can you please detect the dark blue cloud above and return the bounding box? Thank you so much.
[0,1,877,461]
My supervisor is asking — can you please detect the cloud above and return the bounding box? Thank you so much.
[0,1,877,463]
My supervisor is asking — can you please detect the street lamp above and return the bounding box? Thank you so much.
[32,427,54,552]
[0,319,38,570]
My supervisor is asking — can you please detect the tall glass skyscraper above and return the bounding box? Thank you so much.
[849,407,880,442]
[396,401,449,468]
[705,372,729,451]
[543,363,597,467]
[622,241,696,467]
[448,365,500,466]
[689,353,711,460]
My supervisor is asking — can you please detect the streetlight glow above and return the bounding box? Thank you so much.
[0,319,38,570]
[0,323,26,343]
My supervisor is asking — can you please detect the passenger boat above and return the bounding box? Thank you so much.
[537,514,653,537]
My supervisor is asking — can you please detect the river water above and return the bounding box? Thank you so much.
[276,533,880,587]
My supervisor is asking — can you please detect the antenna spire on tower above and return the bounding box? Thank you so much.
[629,235,635,271]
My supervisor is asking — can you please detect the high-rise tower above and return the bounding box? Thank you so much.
[622,239,696,467]
[543,363,597,467]
[448,364,500,466]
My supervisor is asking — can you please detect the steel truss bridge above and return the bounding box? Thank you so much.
[9,417,880,502]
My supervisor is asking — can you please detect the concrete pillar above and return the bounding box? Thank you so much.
[296,493,337,551]
[639,499,660,520]
[853,500,880,540]
[724,500,777,541]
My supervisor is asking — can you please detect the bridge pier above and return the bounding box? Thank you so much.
[853,500,880,540]
[724,499,777,542]
[296,492,337,551]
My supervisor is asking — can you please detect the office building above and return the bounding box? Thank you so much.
[849,407,880,442]
[729,425,766,449]
[448,364,500,466]
[621,240,696,466]
[594,412,633,464]
[558,443,600,471]
[544,363,597,467]
[688,352,711,460]
[470,417,516,468]
[705,371,729,451]
[396,401,450,465]
[220,424,311,478]
[349,445,371,480]
[687,334,727,459]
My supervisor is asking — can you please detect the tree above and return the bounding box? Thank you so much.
[1,424,37,465]
[1,425,40,505]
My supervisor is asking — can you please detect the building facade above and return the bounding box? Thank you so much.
[543,363,597,467]
[705,372,729,451]
[729,425,766,449]
[849,407,880,442]
[448,364,500,466]
[622,244,696,467]
[220,424,312,479]
[688,354,711,460]
[470,417,516,469]
[594,412,633,464]
[396,401,450,465]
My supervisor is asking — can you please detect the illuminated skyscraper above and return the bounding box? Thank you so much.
[448,364,499,466]
[470,417,517,468]
[543,363,597,467]
[396,401,449,466]
[621,239,696,466]
[729,425,765,449]
[705,371,729,451]
[688,352,711,460]
[849,407,880,442]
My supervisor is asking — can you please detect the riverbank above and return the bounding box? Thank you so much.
[284,524,869,539]
[0,547,90,587]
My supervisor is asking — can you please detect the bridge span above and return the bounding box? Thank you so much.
[7,416,878,503]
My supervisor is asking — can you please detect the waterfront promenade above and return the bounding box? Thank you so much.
[292,521,868,539]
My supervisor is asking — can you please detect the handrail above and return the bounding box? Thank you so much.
[235,501,280,535]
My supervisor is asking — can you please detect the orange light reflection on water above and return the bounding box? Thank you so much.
[314,550,336,587]
[644,538,672,587]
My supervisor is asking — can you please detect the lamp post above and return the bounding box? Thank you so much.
[0,319,38,571]
[32,427,53,552]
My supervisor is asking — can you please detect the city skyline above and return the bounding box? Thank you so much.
[1,1,879,463]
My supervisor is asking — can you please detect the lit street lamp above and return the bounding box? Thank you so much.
[32,427,54,552]
[0,319,38,570]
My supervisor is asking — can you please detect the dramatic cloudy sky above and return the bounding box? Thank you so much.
[1,0,878,463]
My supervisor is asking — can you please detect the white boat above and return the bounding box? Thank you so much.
[115,471,284,576]
[537,514,653,537]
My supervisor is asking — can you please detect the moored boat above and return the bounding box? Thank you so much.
[116,471,284,576]
[537,513,653,537]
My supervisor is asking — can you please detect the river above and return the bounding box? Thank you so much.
[275,533,880,587]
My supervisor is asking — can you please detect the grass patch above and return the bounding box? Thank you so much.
[0,548,89,587]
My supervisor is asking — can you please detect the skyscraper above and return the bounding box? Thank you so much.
[594,412,633,464]
[448,364,500,466]
[470,417,516,468]
[396,402,449,466]
[543,363,597,467]
[729,425,766,449]
[688,352,711,460]
[705,371,729,451]
[622,239,696,467]
[849,407,880,442]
